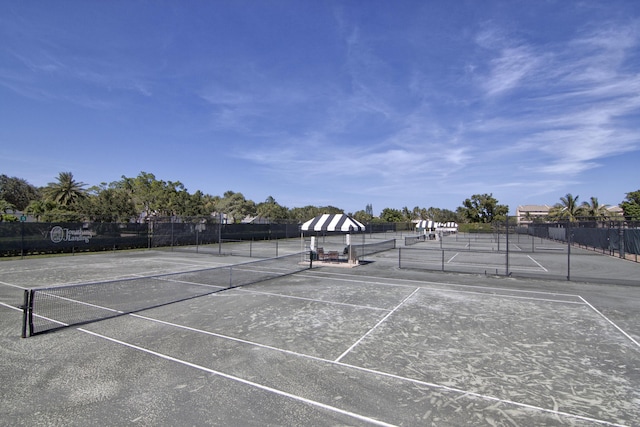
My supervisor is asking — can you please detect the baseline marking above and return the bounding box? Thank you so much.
[78,328,398,427]
[77,309,630,427]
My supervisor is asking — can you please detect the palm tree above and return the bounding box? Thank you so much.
[26,200,51,222]
[0,199,15,214]
[549,193,583,222]
[43,172,87,207]
[581,196,608,220]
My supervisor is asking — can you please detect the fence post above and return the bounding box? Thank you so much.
[218,213,222,255]
[170,219,174,251]
[21,221,25,259]
[567,222,571,281]
[505,218,510,276]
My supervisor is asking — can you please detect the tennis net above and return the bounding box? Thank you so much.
[355,239,396,258]
[404,235,426,246]
[22,252,310,337]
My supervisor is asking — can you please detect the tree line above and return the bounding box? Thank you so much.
[1,172,639,224]
[535,192,640,223]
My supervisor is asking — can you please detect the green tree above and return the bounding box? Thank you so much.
[118,172,189,219]
[0,199,17,221]
[581,197,608,220]
[411,206,423,221]
[456,193,508,223]
[289,205,344,222]
[426,207,458,223]
[0,199,15,213]
[256,196,289,222]
[80,183,138,222]
[620,190,640,221]
[25,200,57,222]
[352,210,373,224]
[42,172,87,207]
[548,193,584,222]
[0,175,40,211]
[216,191,256,223]
[380,208,404,222]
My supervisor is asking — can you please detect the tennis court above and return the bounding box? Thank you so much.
[398,232,640,285]
[1,237,639,426]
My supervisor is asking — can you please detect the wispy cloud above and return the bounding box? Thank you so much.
[482,45,542,97]
[470,21,640,181]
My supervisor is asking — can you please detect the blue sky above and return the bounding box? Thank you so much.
[1,1,639,216]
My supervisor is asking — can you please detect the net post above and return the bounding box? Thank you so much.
[22,289,35,338]
[21,290,30,338]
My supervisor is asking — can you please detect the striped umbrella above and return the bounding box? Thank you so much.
[301,214,366,232]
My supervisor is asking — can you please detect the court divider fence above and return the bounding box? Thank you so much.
[398,218,639,286]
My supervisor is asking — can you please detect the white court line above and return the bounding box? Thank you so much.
[527,255,548,272]
[301,270,583,300]
[75,309,629,427]
[233,287,391,312]
[579,296,640,350]
[334,288,421,363]
[446,252,459,263]
[0,280,27,289]
[0,301,23,311]
[78,328,398,427]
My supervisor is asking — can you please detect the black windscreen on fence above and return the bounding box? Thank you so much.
[526,222,640,257]
[1,221,303,257]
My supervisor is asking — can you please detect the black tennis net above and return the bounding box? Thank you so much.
[355,239,396,258]
[22,252,310,337]
[404,235,426,246]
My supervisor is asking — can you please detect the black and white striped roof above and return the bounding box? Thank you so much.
[416,220,435,229]
[301,214,366,232]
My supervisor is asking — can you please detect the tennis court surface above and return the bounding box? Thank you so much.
[1,241,639,426]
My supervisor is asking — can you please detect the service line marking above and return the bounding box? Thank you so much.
[334,287,420,363]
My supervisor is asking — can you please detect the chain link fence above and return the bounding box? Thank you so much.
[1,218,409,258]
[399,218,639,286]
[0,218,302,258]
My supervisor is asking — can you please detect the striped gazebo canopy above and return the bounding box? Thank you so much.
[301,214,365,232]
[416,220,435,229]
